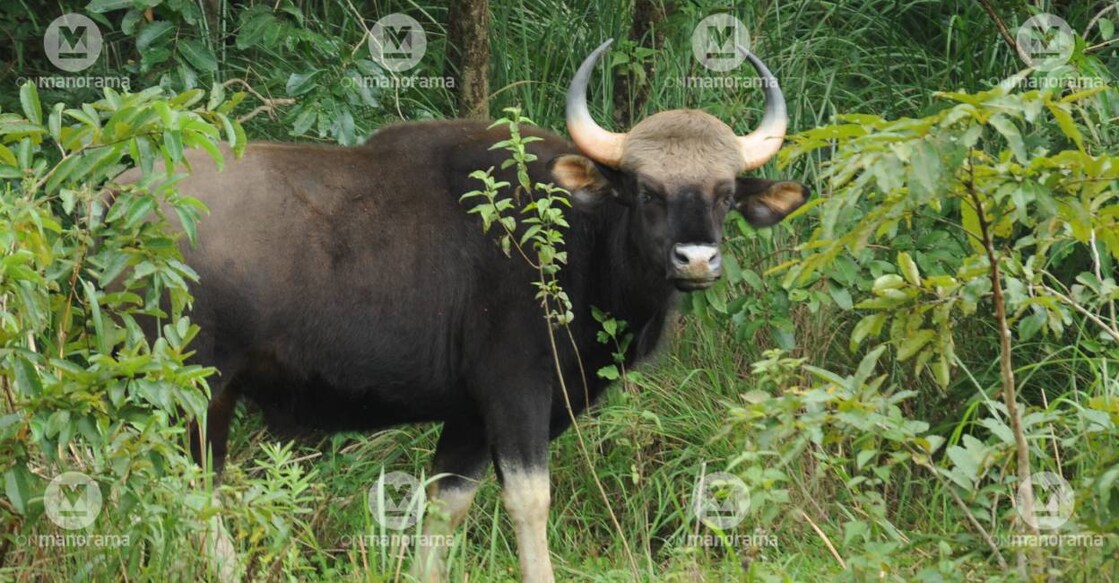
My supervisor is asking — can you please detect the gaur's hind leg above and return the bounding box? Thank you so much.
[412,418,490,582]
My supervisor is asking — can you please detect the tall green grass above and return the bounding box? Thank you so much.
[3,0,1116,580]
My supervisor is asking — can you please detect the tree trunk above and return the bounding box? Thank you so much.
[447,0,490,119]
[613,0,671,127]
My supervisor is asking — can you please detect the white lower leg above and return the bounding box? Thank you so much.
[502,469,554,583]
[411,483,477,582]
[205,490,240,582]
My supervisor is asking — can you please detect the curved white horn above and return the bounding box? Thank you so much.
[736,45,788,171]
[566,39,627,167]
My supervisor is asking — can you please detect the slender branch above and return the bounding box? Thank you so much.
[798,509,847,569]
[975,0,1032,65]
[221,78,294,123]
[965,159,1042,576]
[1034,280,1119,343]
[915,455,1009,570]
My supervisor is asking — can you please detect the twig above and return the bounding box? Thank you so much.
[975,0,1032,65]
[1086,4,1119,39]
[221,78,294,123]
[916,456,1009,570]
[965,158,1042,576]
[797,509,846,569]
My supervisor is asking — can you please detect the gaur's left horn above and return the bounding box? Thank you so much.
[735,46,788,171]
[566,39,627,168]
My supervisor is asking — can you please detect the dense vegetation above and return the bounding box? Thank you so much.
[1,0,1117,580]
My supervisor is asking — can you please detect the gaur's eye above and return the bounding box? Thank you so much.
[720,195,734,208]
[636,182,666,206]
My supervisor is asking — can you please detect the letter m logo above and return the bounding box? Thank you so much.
[702,24,736,60]
[381,23,417,58]
[56,22,91,58]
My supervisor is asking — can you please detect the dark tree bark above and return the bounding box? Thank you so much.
[613,0,671,128]
[447,0,491,119]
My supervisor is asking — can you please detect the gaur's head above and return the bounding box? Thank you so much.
[550,40,809,291]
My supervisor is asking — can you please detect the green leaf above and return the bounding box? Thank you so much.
[286,70,322,97]
[988,114,1027,164]
[136,21,175,52]
[19,82,41,126]
[854,345,886,387]
[850,313,886,351]
[1045,100,1083,151]
[178,39,218,72]
[237,11,277,50]
[896,329,935,361]
[163,129,184,163]
[828,284,853,310]
[872,274,905,293]
[897,251,921,286]
[12,357,43,396]
[907,139,942,200]
[88,0,133,12]
[4,467,35,514]
[1100,18,1114,41]
[0,144,16,166]
[932,356,951,387]
[959,198,987,256]
[597,365,620,380]
[83,279,111,356]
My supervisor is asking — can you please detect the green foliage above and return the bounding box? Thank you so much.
[784,84,1118,384]
[3,1,1118,580]
[750,79,1119,578]
[0,81,243,574]
[460,107,575,325]
[591,306,636,384]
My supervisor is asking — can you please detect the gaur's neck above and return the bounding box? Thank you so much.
[570,204,675,372]
[544,203,677,434]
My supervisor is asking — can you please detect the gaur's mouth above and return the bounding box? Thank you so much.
[672,278,718,292]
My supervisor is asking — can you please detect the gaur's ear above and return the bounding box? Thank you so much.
[734,178,810,227]
[549,155,621,210]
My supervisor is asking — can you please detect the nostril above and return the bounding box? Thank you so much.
[672,246,690,266]
[709,252,722,269]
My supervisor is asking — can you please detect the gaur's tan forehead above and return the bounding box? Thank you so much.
[620,110,742,184]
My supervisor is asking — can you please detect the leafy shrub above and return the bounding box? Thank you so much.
[0,82,239,575]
